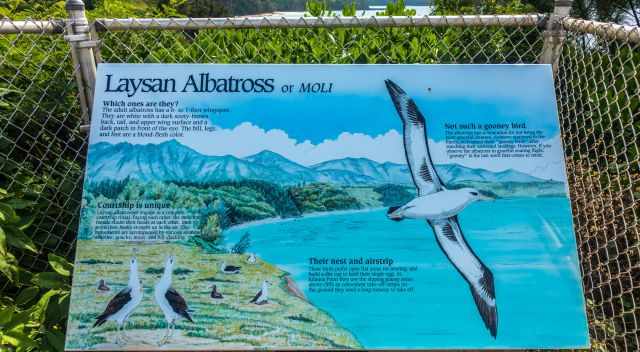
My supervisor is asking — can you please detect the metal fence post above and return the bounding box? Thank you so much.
[539,0,573,75]
[540,0,573,73]
[65,0,97,126]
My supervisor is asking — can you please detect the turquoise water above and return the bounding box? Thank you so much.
[224,197,589,349]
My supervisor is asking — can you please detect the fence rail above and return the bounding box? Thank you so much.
[0,19,66,33]
[0,1,638,350]
[563,17,640,43]
[93,14,546,31]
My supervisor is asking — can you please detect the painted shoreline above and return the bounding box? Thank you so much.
[224,195,569,234]
[227,206,385,232]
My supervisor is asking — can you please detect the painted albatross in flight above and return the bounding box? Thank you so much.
[384,79,498,338]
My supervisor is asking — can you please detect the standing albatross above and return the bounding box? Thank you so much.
[249,280,271,305]
[154,255,193,344]
[93,256,143,344]
[384,79,498,338]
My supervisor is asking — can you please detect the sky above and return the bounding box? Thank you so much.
[90,64,567,181]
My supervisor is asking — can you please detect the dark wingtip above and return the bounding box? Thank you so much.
[93,318,105,328]
[469,281,498,339]
[387,205,401,214]
[387,206,404,221]
[185,311,194,323]
[384,79,405,96]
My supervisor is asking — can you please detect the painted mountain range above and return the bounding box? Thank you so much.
[86,140,557,186]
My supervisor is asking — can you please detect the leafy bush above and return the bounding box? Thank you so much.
[341,1,357,16]
[433,0,536,15]
[306,0,332,16]
[231,232,251,254]
[0,188,72,352]
[289,183,361,212]
[373,184,414,207]
[376,0,416,16]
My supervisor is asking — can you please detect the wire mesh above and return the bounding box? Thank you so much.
[0,13,638,351]
[556,18,640,352]
[0,19,87,292]
[92,16,544,65]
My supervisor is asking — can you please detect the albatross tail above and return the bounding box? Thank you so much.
[387,206,404,221]
[93,314,108,328]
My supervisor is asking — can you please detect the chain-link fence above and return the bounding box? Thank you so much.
[1,6,639,351]
[556,19,640,351]
[0,19,87,287]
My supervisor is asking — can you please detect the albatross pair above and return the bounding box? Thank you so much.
[384,79,499,338]
[93,255,192,345]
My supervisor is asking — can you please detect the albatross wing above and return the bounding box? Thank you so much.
[428,216,498,338]
[166,287,193,322]
[94,287,132,327]
[385,79,444,196]
[249,289,262,304]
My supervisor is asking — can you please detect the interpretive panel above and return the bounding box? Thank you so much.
[65,64,589,350]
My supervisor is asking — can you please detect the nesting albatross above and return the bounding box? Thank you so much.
[384,79,498,338]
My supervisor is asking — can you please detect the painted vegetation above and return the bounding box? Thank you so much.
[67,138,571,349]
[78,140,566,240]
[65,241,360,350]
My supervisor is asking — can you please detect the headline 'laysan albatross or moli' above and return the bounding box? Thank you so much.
[154,255,193,345]
[93,256,143,344]
[384,79,498,338]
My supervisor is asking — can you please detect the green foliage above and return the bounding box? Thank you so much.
[306,0,332,16]
[0,0,66,18]
[0,190,71,351]
[85,178,130,199]
[231,232,251,254]
[572,0,640,25]
[373,184,414,207]
[0,188,37,283]
[201,213,222,242]
[341,1,357,16]
[289,183,361,213]
[558,42,639,190]
[1,246,71,351]
[376,0,416,16]
[433,0,536,15]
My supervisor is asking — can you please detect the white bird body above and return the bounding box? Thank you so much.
[389,190,478,220]
[154,269,179,323]
[256,281,269,303]
[249,280,271,305]
[247,253,257,264]
[154,255,193,345]
[94,256,143,344]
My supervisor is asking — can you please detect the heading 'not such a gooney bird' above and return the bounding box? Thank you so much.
[384,79,498,338]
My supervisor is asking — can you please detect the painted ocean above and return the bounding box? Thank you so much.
[224,197,589,349]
